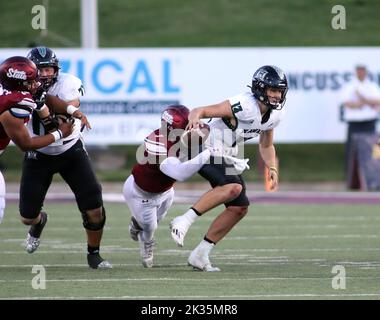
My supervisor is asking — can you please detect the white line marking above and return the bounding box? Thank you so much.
[3,293,380,299]
[2,276,380,283]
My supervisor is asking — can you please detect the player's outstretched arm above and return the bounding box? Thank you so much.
[160,149,211,181]
[0,112,73,151]
[187,100,233,130]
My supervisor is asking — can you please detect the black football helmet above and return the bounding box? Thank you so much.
[249,65,288,110]
[27,46,60,89]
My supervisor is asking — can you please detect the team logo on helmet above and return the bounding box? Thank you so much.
[255,68,268,80]
[161,110,174,125]
[6,68,27,80]
[37,46,47,58]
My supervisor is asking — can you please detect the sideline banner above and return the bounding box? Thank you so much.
[1,48,380,144]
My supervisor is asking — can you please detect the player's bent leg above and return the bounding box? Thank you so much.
[58,143,110,268]
[206,205,248,243]
[124,175,159,243]
[123,176,145,241]
[137,208,160,268]
[138,234,155,268]
[19,160,51,254]
[129,216,143,241]
[23,212,48,254]
[0,197,5,224]
[82,207,112,269]
[170,183,242,247]
[156,187,174,224]
[123,177,166,268]
[0,171,5,224]
[188,239,220,272]
[187,205,248,272]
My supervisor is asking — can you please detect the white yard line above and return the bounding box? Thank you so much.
[2,275,380,283]
[0,234,378,243]
[1,259,380,268]
[2,246,380,254]
[1,224,380,231]
[3,293,380,299]
[3,216,380,224]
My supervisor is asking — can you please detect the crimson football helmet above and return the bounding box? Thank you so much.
[161,105,189,132]
[0,56,39,92]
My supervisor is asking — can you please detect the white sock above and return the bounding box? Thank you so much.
[183,208,199,224]
[196,239,214,255]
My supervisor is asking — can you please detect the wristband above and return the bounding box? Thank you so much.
[269,166,278,174]
[50,129,63,141]
[66,105,78,115]
[35,104,50,118]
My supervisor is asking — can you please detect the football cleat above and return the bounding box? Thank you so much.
[26,234,41,254]
[170,215,192,247]
[129,216,143,241]
[188,248,220,272]
[25,212,48,254]
[138,235,155,268]
[87,253,113,269]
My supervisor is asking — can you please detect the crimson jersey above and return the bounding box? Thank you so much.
[0,87,35,151]
[132,129,180,193]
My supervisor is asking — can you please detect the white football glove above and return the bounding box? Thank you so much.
[204,138,238,158]
[224,155,250,174]
[205,145,224,158]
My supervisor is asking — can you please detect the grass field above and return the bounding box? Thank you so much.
[1,0,380,47]
[0,201,379,300]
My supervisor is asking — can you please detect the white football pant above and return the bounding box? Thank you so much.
[123,175,174,242]
[0,171,5,223]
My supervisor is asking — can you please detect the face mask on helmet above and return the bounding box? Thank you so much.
[38,66,58,90]
[27,47,60,90]
[249,65,288,110]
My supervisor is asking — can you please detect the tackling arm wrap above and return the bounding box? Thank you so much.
[160,149,211,181]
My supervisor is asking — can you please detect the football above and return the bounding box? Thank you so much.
[180,123,210,148]
[55,113,75,125]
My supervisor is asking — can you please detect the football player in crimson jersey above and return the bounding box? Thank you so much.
[170,66,288,271]
[0,56,73,223]
[123,105,215,268]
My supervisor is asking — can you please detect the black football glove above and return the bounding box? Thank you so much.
[40,115,59,133]
[33,87,47,110]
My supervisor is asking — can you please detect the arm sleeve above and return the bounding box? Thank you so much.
[160,149,211,181]
[9,94,36,119]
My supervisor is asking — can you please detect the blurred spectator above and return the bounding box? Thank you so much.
[341,64,380,185]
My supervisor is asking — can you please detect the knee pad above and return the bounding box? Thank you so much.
[81,207,106,231]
